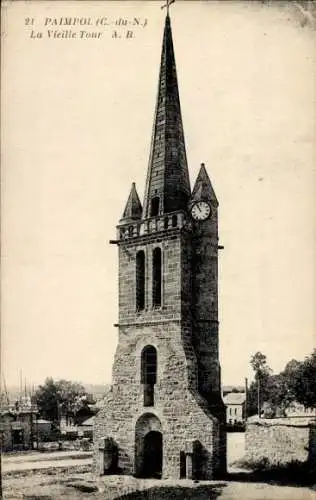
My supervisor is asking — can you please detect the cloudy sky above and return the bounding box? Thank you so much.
[2,1,315,390]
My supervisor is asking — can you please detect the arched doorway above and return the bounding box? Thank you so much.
[135,413,163,478]
[143,431,162,478]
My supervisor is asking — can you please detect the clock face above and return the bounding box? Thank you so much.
[191,201,211,221]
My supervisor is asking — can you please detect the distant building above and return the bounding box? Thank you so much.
[285,402,316,419]
[0,400,38,451]
[78,415,95,441]
[74,404,98,426]
[223,392,246,425]
[36,419,53,441]
[222,386,245,397]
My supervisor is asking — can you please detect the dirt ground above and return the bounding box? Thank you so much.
[2,433,316,499]
[3,470,316,500]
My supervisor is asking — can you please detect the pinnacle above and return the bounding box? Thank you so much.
[192,163,218,206]
[120,183,142,223]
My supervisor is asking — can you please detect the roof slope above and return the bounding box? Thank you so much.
[223,392,246,405]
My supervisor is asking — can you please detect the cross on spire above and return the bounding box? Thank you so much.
[161,0,175,15]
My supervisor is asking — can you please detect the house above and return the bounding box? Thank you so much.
[285,402,316,419]
[223,392,246,425]
[36,419,53,441]
[222,386,245,397]
[0,400,38,451]
[78,415,95,440]
[74,404,98,426]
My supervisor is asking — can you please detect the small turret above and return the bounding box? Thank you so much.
[191,163,218,206]
[119,183,142,224]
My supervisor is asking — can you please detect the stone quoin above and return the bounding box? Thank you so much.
[93,11,227,480]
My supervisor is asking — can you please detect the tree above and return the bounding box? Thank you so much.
[250,352,268,374]
[299,349,316,408]
[283,350,316,409]
[34,378,87,422]
[247,350,316,418]
[249,352,272,417]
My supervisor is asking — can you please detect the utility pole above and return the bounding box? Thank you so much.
[257,375,261,419]
[0,427,3,500]
[2,375,10,405]
[19,370,22,403]
[0,456,2,499]
[245,377,248,421]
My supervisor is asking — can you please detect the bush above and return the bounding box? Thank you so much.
[233,457,316,485]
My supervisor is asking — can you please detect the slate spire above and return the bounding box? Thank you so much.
[142,13,191,219]
[120,182,142,223]
[192,163,218,206]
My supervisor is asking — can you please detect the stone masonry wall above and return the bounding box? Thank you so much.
[245,420,313,465]
[93,318,221,479]
[93,224,225,480]
[309,423,316,465]
[191,211,220,401]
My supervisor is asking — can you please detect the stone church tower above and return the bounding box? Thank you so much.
[94,12,226,480]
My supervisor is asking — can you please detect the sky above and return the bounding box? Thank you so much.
[1,0,316,390]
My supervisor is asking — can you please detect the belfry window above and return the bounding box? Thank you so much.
[136,251,145,311]
[150,197,160,217]
[152,247,162,307]
[141,345,157,407]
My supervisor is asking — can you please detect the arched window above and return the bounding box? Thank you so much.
[150,197,160,217]
[141,345,157,407]
[136,251,145,311]
[152,247,162,308]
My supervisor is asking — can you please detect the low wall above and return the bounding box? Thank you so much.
[245,418,316,466]
[309,423,316,463]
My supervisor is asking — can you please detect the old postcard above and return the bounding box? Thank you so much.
[1,1,315,498]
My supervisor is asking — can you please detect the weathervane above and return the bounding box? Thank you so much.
[161,0,175,14]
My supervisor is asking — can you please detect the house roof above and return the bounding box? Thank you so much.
[223,392,246,405]
[81,416,95,426]
[223,385,245,393]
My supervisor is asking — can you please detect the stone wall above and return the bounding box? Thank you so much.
[245,419,316,466]
[93,225,226,480]
[309,423,316,464]
[93,318,224,479]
